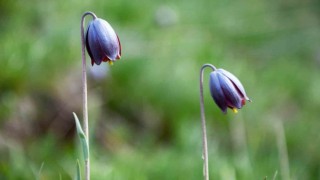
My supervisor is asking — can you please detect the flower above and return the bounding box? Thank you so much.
[209,69,250,113]
[85,18,121,66]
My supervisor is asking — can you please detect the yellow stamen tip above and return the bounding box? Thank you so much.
[232,108,238,113]
[108,61,114,66]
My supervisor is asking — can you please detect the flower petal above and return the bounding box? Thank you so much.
[218,69,250,101]
[217,72,242,109]
[92,19,120,61]
[209,71,228,113]
[116,34,121,59]
[85,23,99,66]
[86,21,103,65]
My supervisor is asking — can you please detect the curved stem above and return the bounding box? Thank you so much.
[199,64,216,180]
[81,11,97,180]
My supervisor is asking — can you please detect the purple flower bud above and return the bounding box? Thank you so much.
[209,69,250,113]
[85,18,121,66]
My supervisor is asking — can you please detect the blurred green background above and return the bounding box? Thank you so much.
[1,0,320,179]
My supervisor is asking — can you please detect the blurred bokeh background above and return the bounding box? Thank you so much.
[1,0,320,179]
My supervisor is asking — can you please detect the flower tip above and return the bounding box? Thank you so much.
[108,61,114,66]
[232,108,238,114]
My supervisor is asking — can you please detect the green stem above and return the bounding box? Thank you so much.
[199,64,216,180]
[81,11,97,180]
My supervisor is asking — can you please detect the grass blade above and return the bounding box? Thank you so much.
[37,162,44,180]
[73,112,89,161]
[273,170,278,180]
[75,159,81,180]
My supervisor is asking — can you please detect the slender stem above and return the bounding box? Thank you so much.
[199,64,216,180]
[81,11,97,180]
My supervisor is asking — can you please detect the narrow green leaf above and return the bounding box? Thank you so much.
[73,112,89,160]
[37,162,44,180]
[75,159,81,180]
[273,170,278,180]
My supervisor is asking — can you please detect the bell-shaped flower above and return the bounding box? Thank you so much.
[85,18,121,66]
[209,69,250,113]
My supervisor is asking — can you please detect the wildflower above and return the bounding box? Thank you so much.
[86,18,121,66]
[209,69,250,113]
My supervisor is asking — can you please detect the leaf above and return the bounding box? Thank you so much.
[273,170,278,180]
[37,162,44,180]
[73,112,89,161]
[75,159,81,180]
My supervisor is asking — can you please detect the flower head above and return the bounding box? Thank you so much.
[209,69,250,113]
[85,18,121,66]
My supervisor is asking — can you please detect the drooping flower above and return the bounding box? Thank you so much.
[209,69,250,113]
[85,18,121,66]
